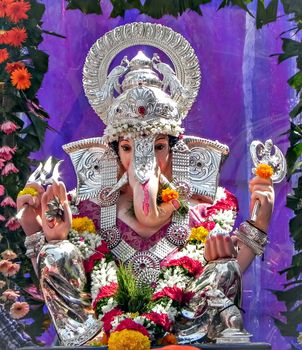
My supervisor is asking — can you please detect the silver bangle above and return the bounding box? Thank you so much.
[234,221,268,256]
[24,231,45,258]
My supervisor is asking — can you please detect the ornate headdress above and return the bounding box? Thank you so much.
[82,22,200,141]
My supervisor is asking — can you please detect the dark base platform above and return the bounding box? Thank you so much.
[22,343,271,350]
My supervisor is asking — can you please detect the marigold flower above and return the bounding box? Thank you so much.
[10,301,29,319]
[7,27,27,47]
[5,217,20,231]
[0,30,9,44]
[6,0,31,23]
[160,333,177,345]
[0,196,16,208]
[0,48,9,63]
[0,121,19,134]
[72,216,96,234]
[255,163,274,179]
[2,289,19,301]
[1,249,17,260]
[11,66,31,90]
[108,329,151,350]
[0,145,16,161]
[0,0,13,17]
[5,61,25,74]
[0,184,4,196]
[189,226,209,243]
[161,188,179,203]
[17,187,38,197]
[2,162,19,176]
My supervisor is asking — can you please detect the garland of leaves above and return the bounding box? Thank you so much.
[66,0,302,347]
[0,0,60,344]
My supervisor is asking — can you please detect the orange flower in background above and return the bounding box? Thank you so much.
[255,163,274,179]
[0,48,9,63]
[11,66,31,90]
[0,30,9,44]
[5,61,25,73]
[7,27,27,47]
[0,0,13,17]
[6,0,31,23]
[160,333,177,345]
[161,188,179,203]
[10,301,30,319]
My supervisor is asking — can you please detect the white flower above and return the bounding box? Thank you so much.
[101,298,118,315]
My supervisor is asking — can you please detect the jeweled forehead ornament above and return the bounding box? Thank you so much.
[82,22,201,142]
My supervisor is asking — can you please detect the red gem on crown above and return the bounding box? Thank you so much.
[138,106,146,116]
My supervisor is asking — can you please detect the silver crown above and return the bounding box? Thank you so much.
[83,22,201,141]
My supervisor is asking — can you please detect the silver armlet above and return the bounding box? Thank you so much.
[234,221,268,256]
[24,231,45,259]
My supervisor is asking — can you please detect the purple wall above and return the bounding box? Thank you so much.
[36,1,293,348]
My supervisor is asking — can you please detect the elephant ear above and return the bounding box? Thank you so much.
[183,136,229,202]
[63,138,117,201]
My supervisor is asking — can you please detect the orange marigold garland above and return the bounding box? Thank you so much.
[108,329,151,350]
[0,0,13,17]
[0,48,9,63]
[255,163,274,179]
[5,61,25,73]
[161,188,179,202]
[6,0,31,23]
[10,66,31,89]
[7,27,27,47]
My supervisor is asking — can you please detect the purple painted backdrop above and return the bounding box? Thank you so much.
[35,1,293,348]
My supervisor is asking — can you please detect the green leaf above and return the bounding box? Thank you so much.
[28,48,49,74]
[256,0,278,29]
[286,142,302,176]
[281,253,302,280]
[289,214,302,251]
[66,0,102,14]
[28,1,45,22]
[281,0,302,17]
[288,71,302,93]
[110,0,142,17]
[289,98,302,119]
[279,38,302,63]
[218,0,253,16]
[141,0,210,19]
[273,284,302,309]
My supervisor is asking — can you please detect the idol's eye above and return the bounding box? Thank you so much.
[121,144,131,152]
[155,143,166,151]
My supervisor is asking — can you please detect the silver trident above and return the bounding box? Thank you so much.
[249,139,286,222]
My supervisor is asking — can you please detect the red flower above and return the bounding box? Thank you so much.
[83,251,104,273]
[197,221,215,231]
[0,146,16,161]
[92,282,118,309]
[143,312,171,331]
[101,308,123,334]
[152,286,183,303]
[5,217,20,231]
[0,185,4,196]
[0,0,13,17]
[0,30,9,44]
[115,318,150,338]
[6,0,31,23]
[0,121,19,134]
[163,257,203,277]
[96,240,110,254]
[0,196,16,208]
[2,162,19,176]
[0,48,9,64]
[7,27,27,47]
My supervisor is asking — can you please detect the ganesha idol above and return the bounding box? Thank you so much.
[17,23,275,348]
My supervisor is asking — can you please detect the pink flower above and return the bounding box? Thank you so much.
[0,196,16,208]
[143,312,171,331]
[0,215,5,222]
[0,185,4,196]
[6,263,20,277]
[0,280,6,289]
[92,282,118,309]
[0,146,16,161]
[0,121,19,135]
[0,260,12,275]
[115,318,150,338]
[2,289,19,301]
[0,159,5,169]
[1,162,19,176]
[1,249,17,260]
[10,302,29,319]
[5,217,20,231]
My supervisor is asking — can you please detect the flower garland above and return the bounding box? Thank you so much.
[69,187,238,349]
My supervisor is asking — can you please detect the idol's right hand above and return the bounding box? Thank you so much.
[16,183,45,236]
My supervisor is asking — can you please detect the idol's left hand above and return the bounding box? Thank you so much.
[204,234,238,262]
[249,175,274,232]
